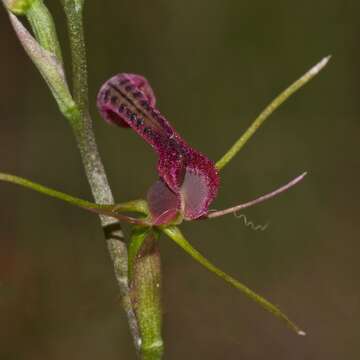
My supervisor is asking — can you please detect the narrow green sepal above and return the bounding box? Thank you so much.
[162,225,306,336]
[129,227,164,359]
[216,56,331,171]
[0,172,150,225]
[0,172,100,209]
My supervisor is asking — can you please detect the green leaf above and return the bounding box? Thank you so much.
[162,225,305,336]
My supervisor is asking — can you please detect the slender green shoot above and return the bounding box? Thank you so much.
[216,56,331,171]
[162,226,306,336]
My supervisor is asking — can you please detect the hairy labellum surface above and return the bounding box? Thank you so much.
[97,73,219,223]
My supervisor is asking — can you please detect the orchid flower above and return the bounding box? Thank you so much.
[97,73,220,225]
[1,2,334,357]
[96,73,308,227]
[0,57,330,336]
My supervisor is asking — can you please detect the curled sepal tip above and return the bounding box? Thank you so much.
[162,226,306,336]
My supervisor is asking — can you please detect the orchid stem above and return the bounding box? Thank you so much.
[216,56,331,171]
[162,226,306,336]
[206,172,307,219]
[128,228,164,359]
[61,0,140,351]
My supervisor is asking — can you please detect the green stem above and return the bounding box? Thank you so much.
[129,228,163,360]
[216,56,331,171]
[61,0,140,351]
[162,226,305,336]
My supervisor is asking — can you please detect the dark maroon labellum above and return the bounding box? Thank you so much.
[97,73,220,223]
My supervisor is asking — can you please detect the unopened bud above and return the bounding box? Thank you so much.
[4,0,36,15]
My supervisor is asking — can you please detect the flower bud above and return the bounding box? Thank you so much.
[3,0,36,15]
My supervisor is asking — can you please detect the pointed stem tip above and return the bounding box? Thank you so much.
[309,55,331,76]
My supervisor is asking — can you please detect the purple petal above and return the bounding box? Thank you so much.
[97,73,220,222]
[97,73,156,128]
[147,180,180,225]
[181,153,219,220]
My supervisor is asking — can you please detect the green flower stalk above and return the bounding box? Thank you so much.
[129,228,163,359]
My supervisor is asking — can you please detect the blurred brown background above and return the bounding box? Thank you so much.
[0,1,359,359]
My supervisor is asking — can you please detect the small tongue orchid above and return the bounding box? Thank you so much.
[97,73,220,225]
[0,57,330,337]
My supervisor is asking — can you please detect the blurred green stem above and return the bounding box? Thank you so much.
[216,56,331,171]
[60,0,140,352]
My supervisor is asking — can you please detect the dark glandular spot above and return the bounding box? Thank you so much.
[130,113,137,122]
[136,118,144,127]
